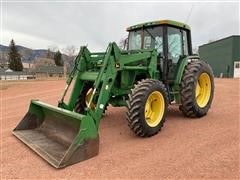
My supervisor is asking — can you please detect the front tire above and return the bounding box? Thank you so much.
[74,83,108,114]
[126,79,168,137]
[74,83,94,114]
[179,61,214,117]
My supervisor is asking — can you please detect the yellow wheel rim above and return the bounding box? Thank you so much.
[144,91,165,127]
[195,73,211,108]
[85,88,96,109]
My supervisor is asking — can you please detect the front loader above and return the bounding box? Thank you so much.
[13,20,214,168]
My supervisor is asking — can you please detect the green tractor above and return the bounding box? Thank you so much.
[13,20,214,168]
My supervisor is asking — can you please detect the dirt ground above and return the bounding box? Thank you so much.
[0,78,239,179]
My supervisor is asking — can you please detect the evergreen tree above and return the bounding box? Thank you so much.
[54,50,63,66]
[8,39,23,71]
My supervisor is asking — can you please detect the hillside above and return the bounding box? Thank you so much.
[0,44,71,66]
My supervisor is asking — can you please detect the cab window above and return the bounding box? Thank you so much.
[128,26,163,55]
[168,27,182,63]
[128,31,142,50]
[183,30,189,55]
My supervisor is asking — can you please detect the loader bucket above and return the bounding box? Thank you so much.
[13,100,99,168]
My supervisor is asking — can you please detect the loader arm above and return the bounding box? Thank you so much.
[60,42,158,128]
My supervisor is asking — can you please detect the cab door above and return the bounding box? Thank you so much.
[167,27,189,81]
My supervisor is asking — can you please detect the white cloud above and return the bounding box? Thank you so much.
[3,29,58,49]
[2,1,239,51]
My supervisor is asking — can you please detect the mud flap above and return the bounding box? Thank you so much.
[13,100,99,168]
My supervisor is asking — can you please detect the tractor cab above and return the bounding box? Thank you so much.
[126,20,192,80]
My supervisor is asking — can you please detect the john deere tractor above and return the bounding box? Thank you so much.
[13,20,214,168]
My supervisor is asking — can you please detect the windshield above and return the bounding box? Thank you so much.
[128,26,163,55]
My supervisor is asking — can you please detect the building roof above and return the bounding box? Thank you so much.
[0,70,32,76]
[199,35,240,48]
[5,68,13,72]
[34,65,64,74]
[126,19,191,31]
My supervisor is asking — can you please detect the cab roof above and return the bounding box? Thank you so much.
[126,19,191,31]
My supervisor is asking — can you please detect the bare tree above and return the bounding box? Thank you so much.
[23,48,33,62]
[118,37,128,50]
[35,58,55,67]
[64,45,76,57]
[48,45,58,53]
[63,45,77,67]
[46,48,53,59]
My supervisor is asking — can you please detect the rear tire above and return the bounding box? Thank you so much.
[126,79,168,137]
[179,61,214,117]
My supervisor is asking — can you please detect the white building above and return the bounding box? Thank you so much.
[0,68,34,80]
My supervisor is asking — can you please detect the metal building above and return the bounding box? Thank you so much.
[199,35,240,78]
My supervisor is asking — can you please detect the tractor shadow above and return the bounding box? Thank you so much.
[166,105,187,121]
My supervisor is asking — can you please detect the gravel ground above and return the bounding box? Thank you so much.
[1,78,239,179]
